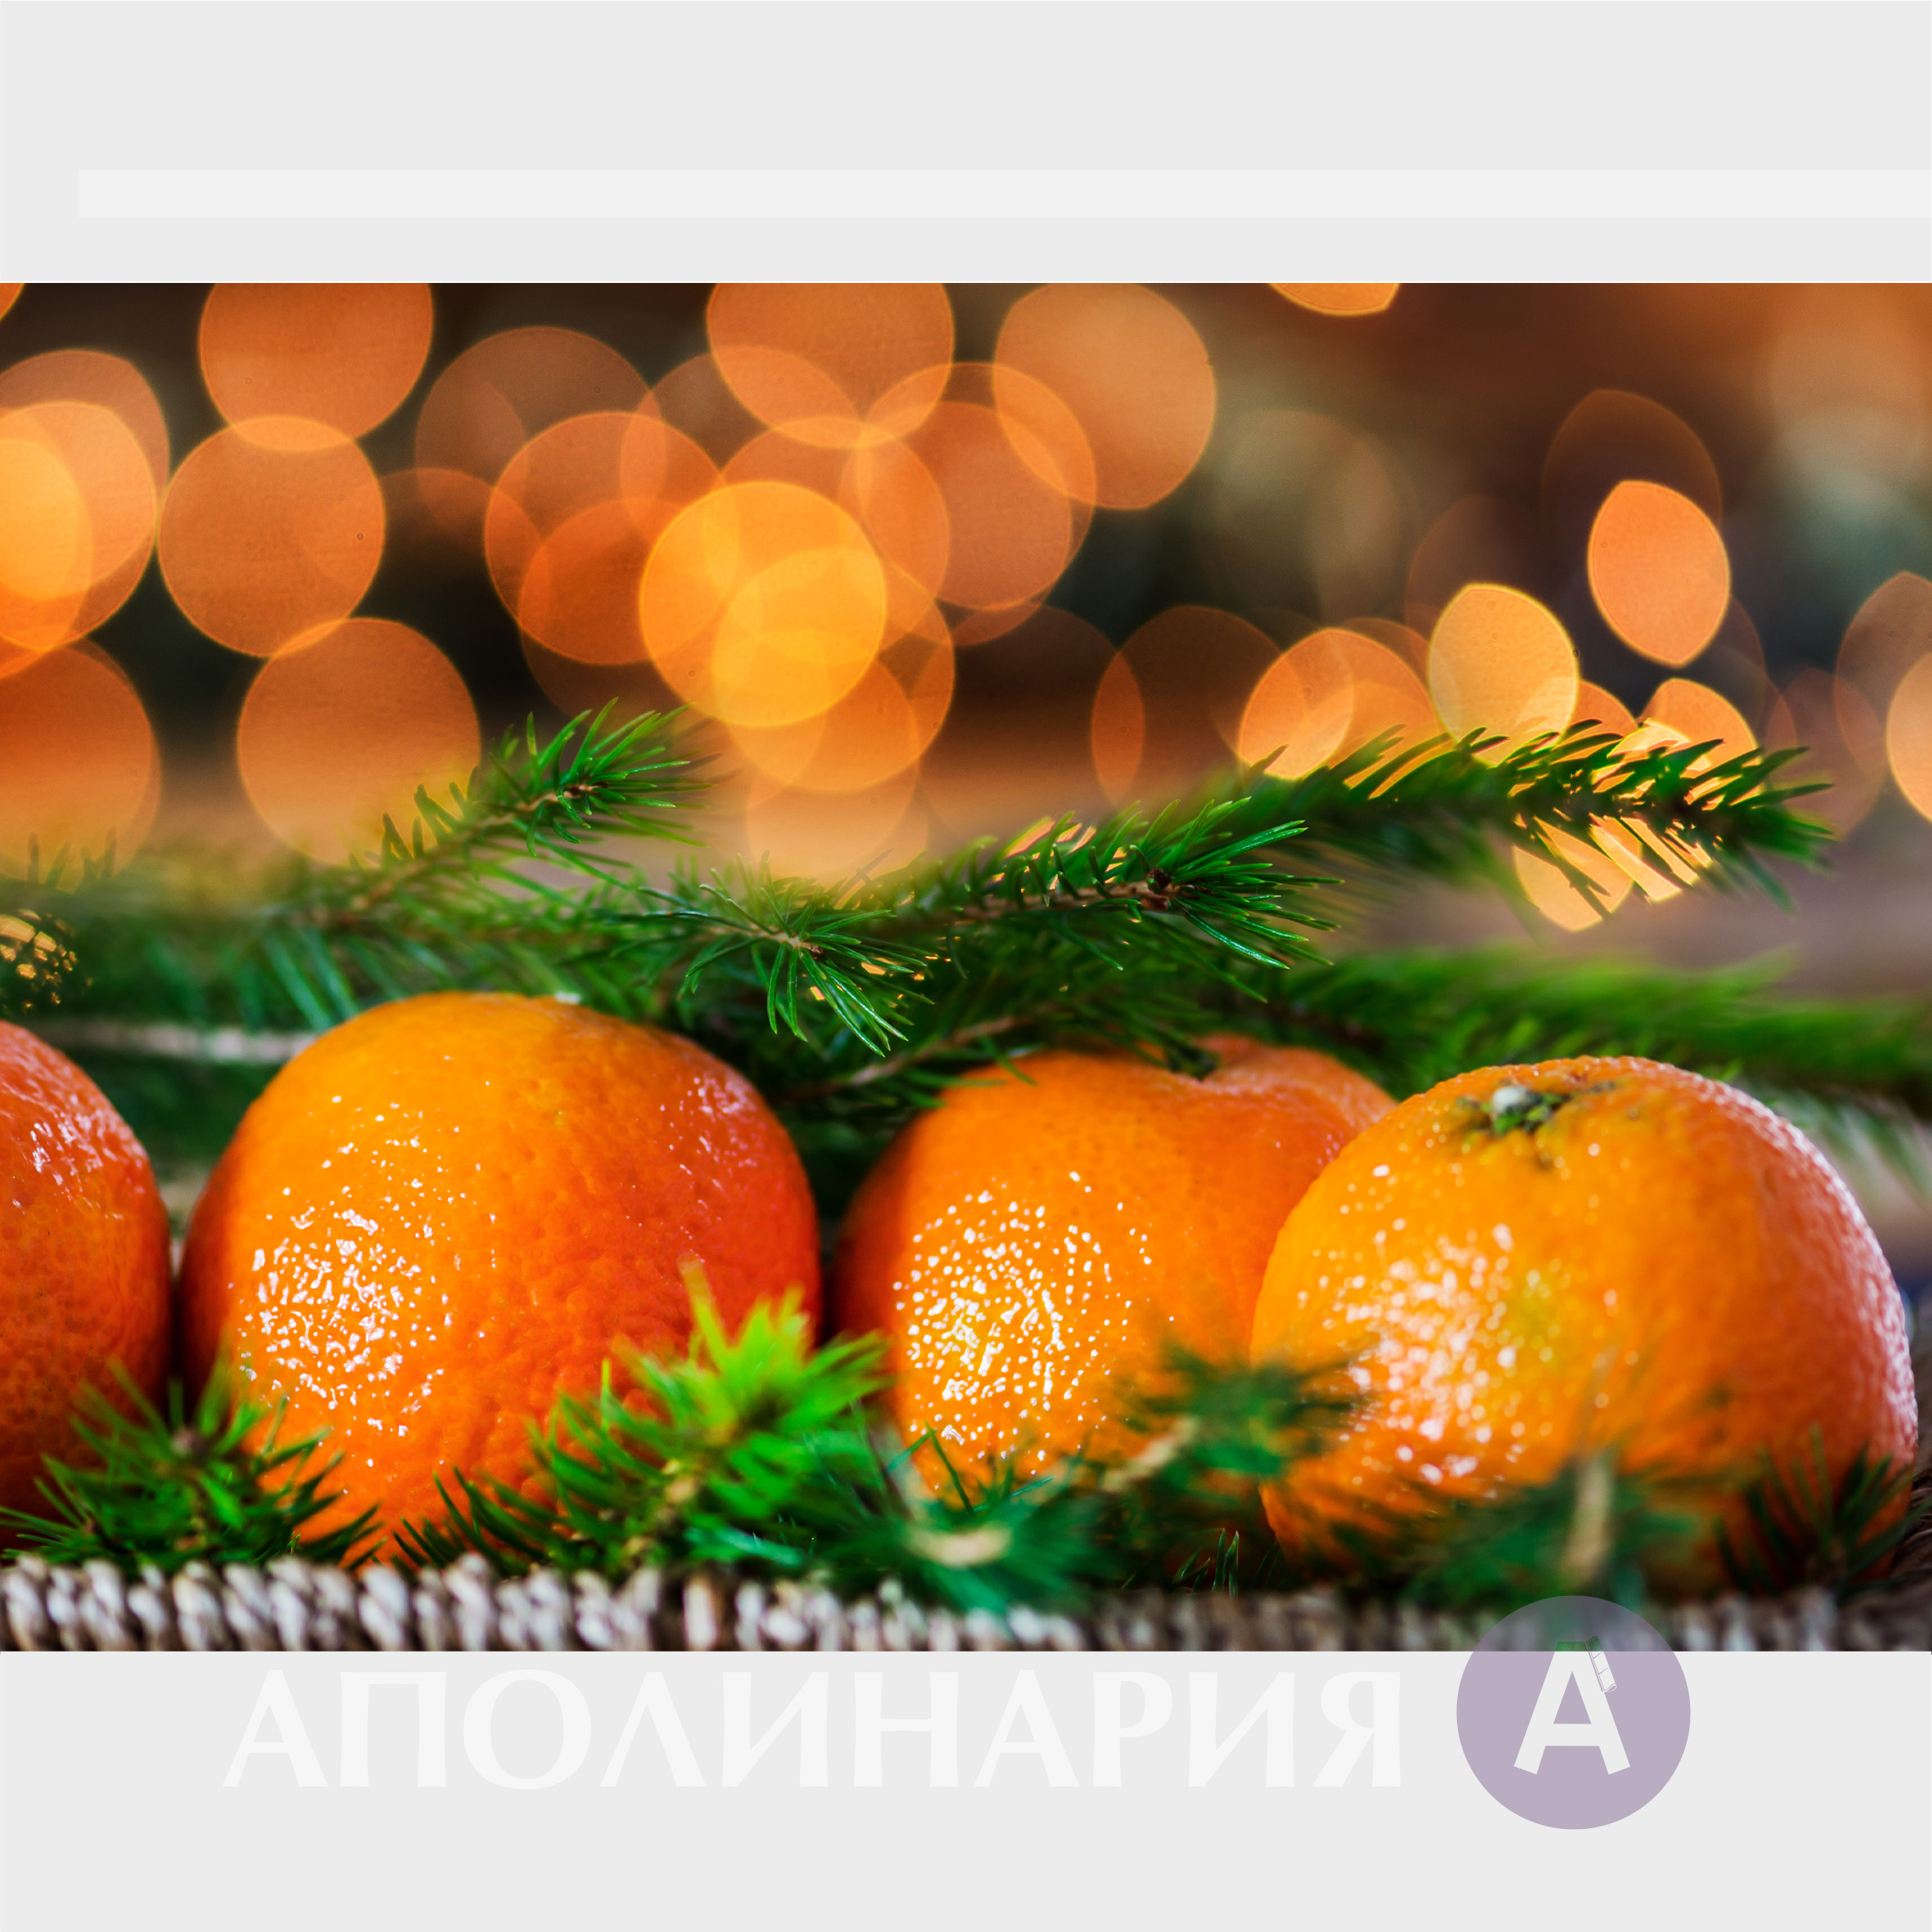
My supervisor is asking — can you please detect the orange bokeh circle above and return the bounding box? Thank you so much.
[638,481,889,729]
[994,284,1215,509]
[415,328,648,492]
[707,285,953,449]
[729,607,953,796]
[1100,606,1280,800]
[1588,480,1731,666]
[1238,628,1435,776]
[201,285,434,441]
[0,287,20,326]
[237,620,481,863]
[0,642,158,876]
[1272,285,1400,317]
[0,350,169,487]
[159,420,384,656]
[1638,678,1757,766]
[894,365,1095,617]
[1428,585,1579,749]
[1886,655,1932,822]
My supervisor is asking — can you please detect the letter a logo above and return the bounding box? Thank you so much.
[1455,1595,1691,1828]
[1513,1647,1629,1775]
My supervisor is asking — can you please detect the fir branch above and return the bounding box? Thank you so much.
[0,1362,379,1574]
[1718,1430,1927,1597]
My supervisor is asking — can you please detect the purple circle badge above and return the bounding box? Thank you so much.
[1456,1595,1691,1828]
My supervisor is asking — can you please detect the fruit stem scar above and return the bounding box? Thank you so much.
[1461,1081,1616,1136]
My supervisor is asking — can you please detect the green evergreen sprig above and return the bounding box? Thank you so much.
[392,1293,1354,1611]
[0,1362,379,1574]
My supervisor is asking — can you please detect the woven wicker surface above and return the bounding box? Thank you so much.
[2,1544,1930,1655]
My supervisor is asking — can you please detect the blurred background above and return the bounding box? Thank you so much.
[3,279,1932,1258]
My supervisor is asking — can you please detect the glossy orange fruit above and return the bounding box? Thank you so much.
[1252,1056,1917,1571]
[0,1024,171,1512]
[179,992,819,1536]
[832,1038,1392,1476]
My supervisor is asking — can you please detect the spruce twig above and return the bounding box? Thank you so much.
[0,1362,379,1574]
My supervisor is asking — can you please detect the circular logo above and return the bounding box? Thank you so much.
[1455,1595,1692,1828]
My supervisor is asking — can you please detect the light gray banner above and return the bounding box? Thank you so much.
[0,1652,1924,1930]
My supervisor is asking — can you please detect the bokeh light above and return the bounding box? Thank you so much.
[0,350,169,487]
[1587,479,1731,666]
[159,420,384,655]
[1238,627,1435,776]
[1405,495,1538,638]
[1514,829,1634,931]
[1765,668,1882,834]
[1272,285,1400,317]
[638,481,888,728]
[415,328,648,493]
[484,410,716,665]
[1769,289,1924,480]
[1572,680,1638,736]
[1098,606,1280,799]
[236,620,481,863]
[0,287,20,326]
[200,285,434,441]
[0,413,92,649]
[1885,653,1932,822]
[651,353,765,464]
[521,630,679,727]
[708,285,952,449]
[731,616,953,796]
[1640,678,1757,765]
[1542,389,1723,557]
[994,285,1214,509]
[1840,572,1932,768]
[0,642,158,875]
[741,767,926,881]
[1428,584,1578,747]
[898,365,1093,622]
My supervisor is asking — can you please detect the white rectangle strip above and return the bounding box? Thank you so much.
[74,168,1932,224]
[2,1652,1925,1932]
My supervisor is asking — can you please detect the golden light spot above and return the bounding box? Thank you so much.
[895,367,1092,618]
[0,286,20,325]
[1571,681,1637,737]
[0,419,91,648]
[740,767,925,881]
[649,352,764,464]
[638,481,888,728]
[729,603,953,794]
[1237,628,1435,775]
[237,621,481,863]
[1885,654,1932,822]
[708,284,953,448]
[200,285,434,440]
[0,643,158,876]
[1640,678,1756,766]
[0,351,169,487]
[159,421,383,656]
[1405,496,1537,638]
[1839,572,1932,766]
[1273,285,1400,317]
[1587,481,1730,666]
[994,285,1214,508]
[1542,390,1723,532]
[1514,829,1634,931]
[1428,585,1578,749]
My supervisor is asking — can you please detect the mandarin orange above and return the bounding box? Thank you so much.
[179,992,818,1535]
[1252,1056,1916,1572]
[0,1024,171,1511]
[832,1040,1392,1475]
